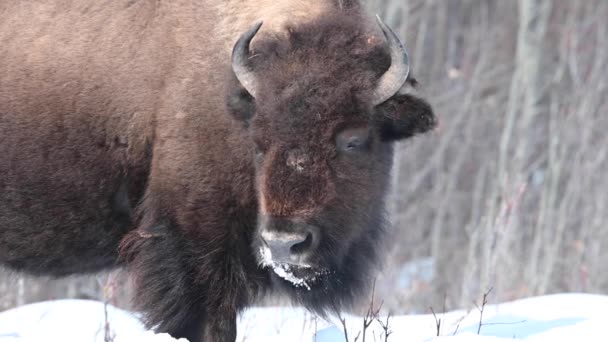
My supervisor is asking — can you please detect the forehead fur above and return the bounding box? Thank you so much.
[249,14,391,127]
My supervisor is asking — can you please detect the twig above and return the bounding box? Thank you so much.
[313,315,318,342]
[375,312,393,342]
[97,273,117,342]
[476,287,493,334]
[451,310,471,336]
[430,307,441,336]
[103,299,114,342]
[361,280,382,342]
[482,320,527,326]
[339,314,351,342]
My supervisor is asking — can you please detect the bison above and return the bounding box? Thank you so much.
[0,0,435,341]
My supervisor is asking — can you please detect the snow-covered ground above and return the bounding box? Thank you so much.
[0,293,606,342]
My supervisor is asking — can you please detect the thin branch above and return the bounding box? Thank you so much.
[339,315,351,342]
[430,307,441,336]
[476,287,493,334]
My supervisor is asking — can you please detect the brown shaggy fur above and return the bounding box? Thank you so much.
[0,1,435,341]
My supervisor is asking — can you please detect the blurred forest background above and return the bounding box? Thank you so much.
[1,0,607,315]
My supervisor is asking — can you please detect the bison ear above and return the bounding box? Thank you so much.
[373,93,436,142]
[226,84,256,124]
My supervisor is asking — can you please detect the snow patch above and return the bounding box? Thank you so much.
[259,246,312,290]
[272,263,312,290]
[2,293,608,341]
[0,300,187,342]
[259,246,273,267]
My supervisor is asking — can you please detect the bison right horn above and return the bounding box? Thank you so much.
[371,15,410,106]
[232,21,263,99]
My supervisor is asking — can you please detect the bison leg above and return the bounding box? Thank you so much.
[201,309,237,342]
[120,222,254,342]
[169,303,237,342]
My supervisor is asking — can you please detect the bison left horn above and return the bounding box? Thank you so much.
[232,21,263,98]
[372,15,410,106]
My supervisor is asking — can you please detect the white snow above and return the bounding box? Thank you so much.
[0,300,184,342]
[270,263,312,290]
[258,246,315,290]
[1,293,607,342]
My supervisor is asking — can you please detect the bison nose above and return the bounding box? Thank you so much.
[261,231,310,262]
[260,227,316,265]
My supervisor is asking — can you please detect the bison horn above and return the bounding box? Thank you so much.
[372,15,410,106]
[232,21,263,98]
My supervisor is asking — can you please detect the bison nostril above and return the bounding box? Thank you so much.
[290,232,312,255]
[260,228,316,265]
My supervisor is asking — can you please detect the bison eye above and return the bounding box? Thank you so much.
[336,127,370,153]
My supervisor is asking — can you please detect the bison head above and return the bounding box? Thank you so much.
[226,14,435,306]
